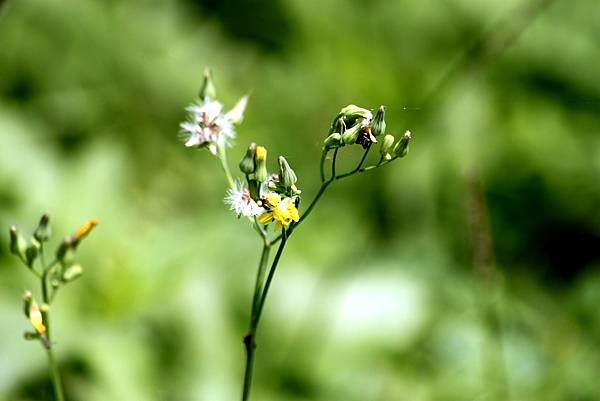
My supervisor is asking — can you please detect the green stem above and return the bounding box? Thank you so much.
[319,149,328,183]
[218,145,235,189]
[241,244,270,401]
[242,230,287,401]
[255,229,287,324]
[39,246,66,401]
[46,348,66,401]
[250,245,271,322]
[296,180,332,227]
[330,148,339,179]
[335,155,397,180]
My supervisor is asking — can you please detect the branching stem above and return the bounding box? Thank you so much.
[240,144,400,400]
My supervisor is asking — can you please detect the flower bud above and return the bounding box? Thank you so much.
[28,300,46,335]
[248,179,261,201]
[331,118,346,135]
[341,121,363,145]
[22,290,32,318]
[393,130,411,158]
[72,218,99,246]
[254,146,268,182]
[239,143,256,175]
[324,133,342,149]
[62,264,83,282]
[9,225,27,260]
[227,95,249,124]
[370,106,386,137]
[56,237,75,263]
[25,239,40,267]
[198,67,216,101]
[33,213,51,242]
[23,331,40,340]
[338,104,373,123]
[278,156,297,189]
[379,134,395,157]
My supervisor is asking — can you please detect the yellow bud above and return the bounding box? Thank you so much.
[73,218,99,243]
[29,301,46,335]
[255,146,267,162]
[254,146,268,182]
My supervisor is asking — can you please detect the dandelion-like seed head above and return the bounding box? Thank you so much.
[225,181,263,218]
[180,99,235,155]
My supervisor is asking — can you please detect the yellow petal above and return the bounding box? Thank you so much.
[264,193,281,207]
[258,212,273,225]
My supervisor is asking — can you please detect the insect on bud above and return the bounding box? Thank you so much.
[370,106,386,137]
[380,134,395,157]
[198,67,216,101]
[278,156,297,189]
[33,213,51,242]
[393,130,412,158]
[239,143,256,175]
[254,146,268,182]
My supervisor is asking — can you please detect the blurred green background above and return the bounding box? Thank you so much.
[1,0,599,400]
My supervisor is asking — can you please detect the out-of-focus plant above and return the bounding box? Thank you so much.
[8,214,98,401]
[179,69,412,401]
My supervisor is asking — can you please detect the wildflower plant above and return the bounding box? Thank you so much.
[8,214,98,401]
[180,70,412,401]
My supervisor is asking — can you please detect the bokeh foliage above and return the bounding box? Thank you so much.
[1,0,599,400]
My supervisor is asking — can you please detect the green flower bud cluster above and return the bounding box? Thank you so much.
[378,130,412,160]
[9,214,98,296]
[320,105,412,175]
[9,214,97,351]
[239,144,301,200]
[325,104,388,150]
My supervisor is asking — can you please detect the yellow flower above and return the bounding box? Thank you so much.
[258,193,299,229]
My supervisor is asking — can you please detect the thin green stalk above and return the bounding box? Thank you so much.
[250,245,271,321]
[335,155,398,180]
[46,348,65,401]
[218,145,235,189]
[296,180,332,227]
[242,230,287,401]
[330,148,339,179]
[39,246,66,401]
[354,144,372,172]
[255,228,287,326]
[319,149,328,183]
